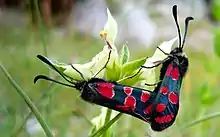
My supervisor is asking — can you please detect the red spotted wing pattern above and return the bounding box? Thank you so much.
[150,64,182,131]
[34,51,157,128]
[139,4,193,131]
[94,80,156,122]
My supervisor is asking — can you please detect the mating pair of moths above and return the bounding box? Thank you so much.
[34,5,193,131]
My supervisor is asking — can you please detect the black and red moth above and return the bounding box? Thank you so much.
[141,5,194,131]
[34,54,157,125]
[34,5,193,132]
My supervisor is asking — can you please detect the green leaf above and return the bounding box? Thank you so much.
[119,43,130,65]
[118,70,144,86]
[105,61,121,81]
[211,0,220,21]
[121,57,146,78]
[214,27,220,58]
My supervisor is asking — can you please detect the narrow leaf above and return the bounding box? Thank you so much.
[105,61,121,81]
[214,27,220,58]
[120,44,130,65]
[121,57,146,77]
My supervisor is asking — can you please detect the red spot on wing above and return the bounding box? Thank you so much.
[124,96,136,110]
[124,87,133,95]
[155,114,174,124]
[168,92,178,104]
[171,67,179,80]
[144,104,153,114]
[156,104,166,112]
[96,83,115,99]
[155,117,163,124]
[141,90,150,102]
[160,86,169,95]
[166,115,173,122]
[166,64,173,76]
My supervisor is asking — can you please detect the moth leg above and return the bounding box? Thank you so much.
[118,56,170,83]
[145,81,162,86]
[71,64,86,81]
[156,47,170,55]
[141,56,171,69]
[117,58,163,83]
[93,50,112,78]
[116,67,143,83]
[156,47,177,59]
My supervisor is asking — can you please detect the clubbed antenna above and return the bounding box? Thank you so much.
[172,5,182,48]
[34,75,76,88]
[36,55,75,84]
[181,16,194,48]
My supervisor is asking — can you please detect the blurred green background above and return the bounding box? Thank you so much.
[1,0,220,137]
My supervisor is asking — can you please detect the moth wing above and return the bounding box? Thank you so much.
[150,64,182,131]
[93,81,156,122]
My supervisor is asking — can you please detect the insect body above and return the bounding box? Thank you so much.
[141,5,194,131]
[34,55,157,124]
[79,78,157,122]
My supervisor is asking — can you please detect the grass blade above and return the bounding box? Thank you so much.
[11,81,57,137]
[0,64,53,137]
[167,112,220,136]
[34,0,47,56]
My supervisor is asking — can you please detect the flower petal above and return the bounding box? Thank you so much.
[145,37,177,67]
[89,45,118,78]
[63,64,92,81]
[139,37,177,89]
[104,8,118,44]
[61,8,119,81]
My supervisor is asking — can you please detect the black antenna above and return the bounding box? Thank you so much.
[71,64,86,81]
[34,75,76,88]
[172,5,182,48]
[181,16,194,48]
[37,55,75,84]
[93,50,112,78]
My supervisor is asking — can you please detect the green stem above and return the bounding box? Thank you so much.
[0,64,53,137]
[104,109,112,125]
[34,0,47,57]
[11,82,57,137]
[167,112,220,136]
[90,113,123,137]
[103,109,112,137]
